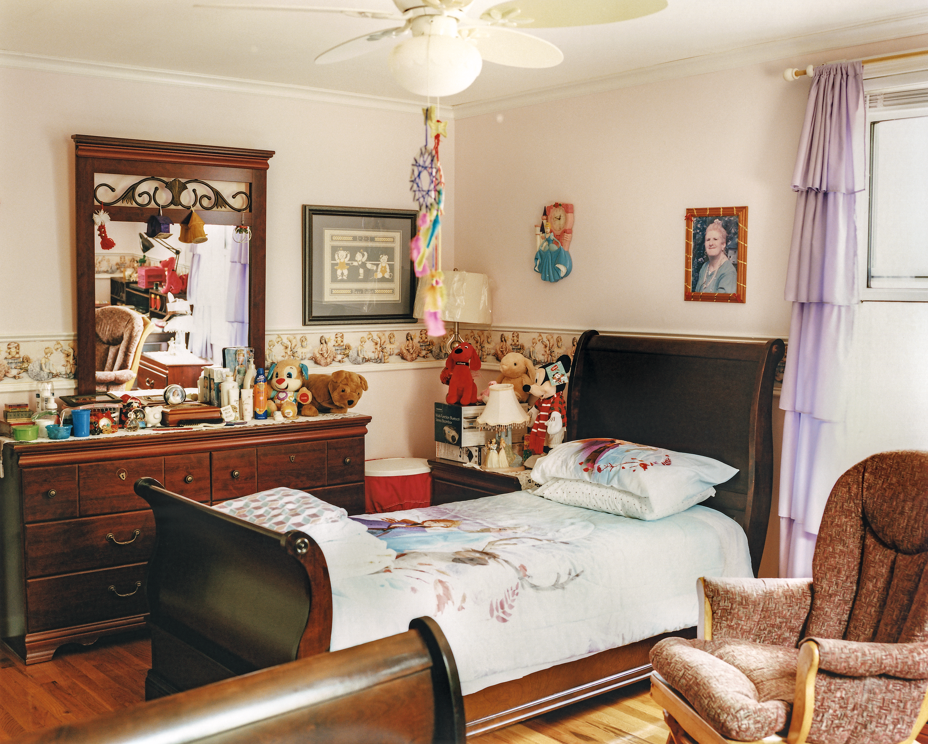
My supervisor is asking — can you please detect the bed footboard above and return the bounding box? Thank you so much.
[135,477,332,699]
[14,616,465,744]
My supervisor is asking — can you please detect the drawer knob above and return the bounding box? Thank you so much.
[117,468,128,481]
[45,489,57,499]
[108,581,142,599]
[184,475,194,484]
[343,456,352,466]
[231,470,241,479]
[106,529,141,546]
[145,378,155,388]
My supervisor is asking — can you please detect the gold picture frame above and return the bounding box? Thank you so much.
[684,206,747,303]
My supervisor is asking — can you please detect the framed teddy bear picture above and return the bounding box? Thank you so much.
[302,205,418,325]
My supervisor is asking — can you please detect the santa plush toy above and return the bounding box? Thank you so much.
[522,354,571,463]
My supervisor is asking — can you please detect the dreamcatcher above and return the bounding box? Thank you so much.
[410,106,447,336]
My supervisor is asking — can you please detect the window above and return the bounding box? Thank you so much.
[862,70,928,301]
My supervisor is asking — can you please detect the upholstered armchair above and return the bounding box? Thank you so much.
[95,306,154,392]
[650,450,928,744]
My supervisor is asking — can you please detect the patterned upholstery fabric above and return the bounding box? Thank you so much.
[652,450,928,744]
[94,306,146,392]
[702,577,812,647]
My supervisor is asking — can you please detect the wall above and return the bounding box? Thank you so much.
[0,64,455,459]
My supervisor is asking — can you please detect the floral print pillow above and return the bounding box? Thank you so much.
[530,438,738,501]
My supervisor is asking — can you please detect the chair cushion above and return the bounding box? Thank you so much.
[650,637,797,740]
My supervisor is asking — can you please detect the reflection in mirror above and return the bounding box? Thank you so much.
[94,221,249,379]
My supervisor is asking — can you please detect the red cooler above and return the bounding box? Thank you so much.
[364,458,432,513]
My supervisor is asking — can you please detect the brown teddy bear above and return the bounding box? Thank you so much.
[266,358,314,418]
[302,370,368,416]
[495,352,535,403]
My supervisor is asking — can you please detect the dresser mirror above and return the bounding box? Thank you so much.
[74,135,273,395]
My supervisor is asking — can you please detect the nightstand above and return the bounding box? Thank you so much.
[427,459,528,506]
[138,351,209,391]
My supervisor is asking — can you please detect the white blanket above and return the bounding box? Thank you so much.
[217,488,752,696]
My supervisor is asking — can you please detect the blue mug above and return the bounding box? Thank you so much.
[71,408,91,438]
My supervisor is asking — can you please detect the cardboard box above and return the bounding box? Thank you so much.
[435,441,483,466]
[434,403,490,448]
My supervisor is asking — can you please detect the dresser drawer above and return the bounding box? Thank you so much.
[256,442,326,492]
[211,448,257,502]
[22,466,79,523]
[164,453,211,502]
[25,511,156,578]
[138,361,168,391]
[312,483,365,516]
[78,457,164,516]
[326,437,365,486]
[26,563,148,632]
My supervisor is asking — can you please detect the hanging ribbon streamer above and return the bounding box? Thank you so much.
[409,105,448,336]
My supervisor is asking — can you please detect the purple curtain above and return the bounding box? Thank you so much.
[226,236,249,347]
[779,62,864,577]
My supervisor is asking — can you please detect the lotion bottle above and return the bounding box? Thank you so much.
[253,368,268,420]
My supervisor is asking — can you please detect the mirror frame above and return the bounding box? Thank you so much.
[74,135,273,395]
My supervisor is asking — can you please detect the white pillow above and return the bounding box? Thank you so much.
[531,438,738,501]
[534,477,714,520]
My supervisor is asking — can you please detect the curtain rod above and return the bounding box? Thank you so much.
[783,49,928,81]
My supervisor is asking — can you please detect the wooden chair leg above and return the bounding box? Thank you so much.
[664,711,698,744]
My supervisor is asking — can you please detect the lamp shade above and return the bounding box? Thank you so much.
[389,33,482,98]
[414,271,491,325]
[477,384,529,431]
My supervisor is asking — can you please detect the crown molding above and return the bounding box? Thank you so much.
[0,51,427,115]
[451,9,928,119]
[3,8,927,121]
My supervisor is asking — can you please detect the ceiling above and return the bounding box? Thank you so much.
[3,0,928,115]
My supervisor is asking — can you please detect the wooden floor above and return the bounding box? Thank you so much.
[0,632,670,743]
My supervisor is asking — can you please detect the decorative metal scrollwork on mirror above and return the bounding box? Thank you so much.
[74,135,274,395]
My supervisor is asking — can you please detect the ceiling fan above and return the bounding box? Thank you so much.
[198,0,668,97]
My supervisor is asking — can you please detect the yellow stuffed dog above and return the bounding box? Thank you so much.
[302,370,368,416]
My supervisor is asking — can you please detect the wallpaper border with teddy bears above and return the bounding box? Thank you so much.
[0,328,786,392]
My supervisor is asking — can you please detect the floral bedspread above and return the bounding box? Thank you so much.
[331,491,752,695]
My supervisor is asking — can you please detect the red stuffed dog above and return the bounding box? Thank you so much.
[440,342,482,405]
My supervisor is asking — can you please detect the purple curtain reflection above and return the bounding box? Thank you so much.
[779,62,864,578]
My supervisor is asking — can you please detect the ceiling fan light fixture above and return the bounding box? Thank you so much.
[389,34,482,97]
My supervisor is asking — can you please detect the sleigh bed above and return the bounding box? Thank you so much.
[134,330,784,737]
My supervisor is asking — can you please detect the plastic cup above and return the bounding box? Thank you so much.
[71,408,91,437]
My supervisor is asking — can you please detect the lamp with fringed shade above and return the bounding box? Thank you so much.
[476,383,529,471]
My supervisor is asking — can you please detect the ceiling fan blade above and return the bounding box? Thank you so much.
[315,27,408,64]
[194,4,404,21]
[462,26,562,68]
[480,0,667,28]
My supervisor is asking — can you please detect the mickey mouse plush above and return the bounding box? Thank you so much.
[523,354,571,460]
[440,342,481,405]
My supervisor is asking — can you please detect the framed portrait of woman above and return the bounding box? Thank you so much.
[684,206,747,303]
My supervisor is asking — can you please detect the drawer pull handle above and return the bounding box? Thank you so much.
[106,529,141,546]
[45,489,57,499]
[117,469,128,481]
[145,378,155,388]
[343,457,352,466]
[184,475,194,484]
[290,455,296,463]
[231,470,241,479]
[108,581,142,598]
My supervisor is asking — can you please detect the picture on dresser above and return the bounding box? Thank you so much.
[302,205,418,325]
[684,206,747,304]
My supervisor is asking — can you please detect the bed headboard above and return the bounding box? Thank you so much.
[566,331,784,575]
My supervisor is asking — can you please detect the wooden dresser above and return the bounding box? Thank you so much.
[137,352,212,391]
[0,415,370,664]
